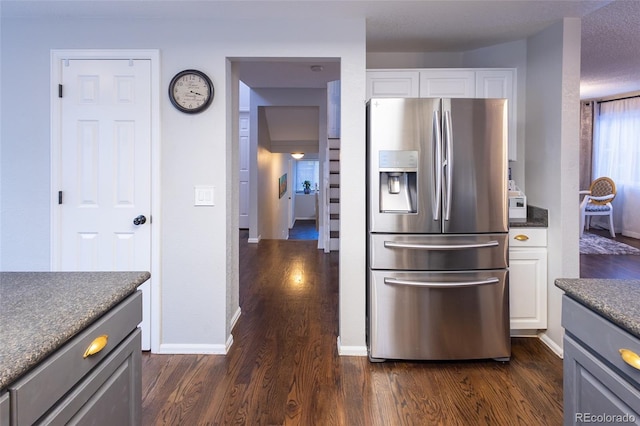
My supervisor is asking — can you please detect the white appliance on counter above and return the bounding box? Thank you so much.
[508,180,527,221]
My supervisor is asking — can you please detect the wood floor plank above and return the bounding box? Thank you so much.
[141,232,566,425]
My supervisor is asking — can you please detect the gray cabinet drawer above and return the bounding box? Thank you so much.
[39,329,141,425]
[10,291,141,425]
[564,335,640,425]
[562,296,640,386]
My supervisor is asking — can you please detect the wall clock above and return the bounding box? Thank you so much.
[168,69,214,114]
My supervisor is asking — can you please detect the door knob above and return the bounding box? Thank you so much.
[133,215,147,226]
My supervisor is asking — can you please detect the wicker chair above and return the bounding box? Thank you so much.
[580,177,616,238]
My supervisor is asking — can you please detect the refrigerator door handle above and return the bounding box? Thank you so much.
[432,110,442,220]
[443,109,453,221]
[383,240,500,250]
[384,277,500,288]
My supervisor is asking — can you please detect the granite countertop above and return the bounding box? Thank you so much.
[509,205,548,228]
[555,278,640,339]
[0,271,150,391]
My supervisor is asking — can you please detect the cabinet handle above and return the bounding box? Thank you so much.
[83,335,109,358]
[514,234,529,241]
[619,348,640,370]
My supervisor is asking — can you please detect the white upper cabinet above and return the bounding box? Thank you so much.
[366,70,420,98]
[367,68,517,161]
[419,69,475,98]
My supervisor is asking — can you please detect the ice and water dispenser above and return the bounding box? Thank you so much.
[378,150,418,213]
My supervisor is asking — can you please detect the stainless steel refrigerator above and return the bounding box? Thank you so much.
[366,97,510,362]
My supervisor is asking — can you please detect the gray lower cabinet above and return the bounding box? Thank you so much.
[0,392,9,425]
[562,296,640,425]
[8,291,142,425]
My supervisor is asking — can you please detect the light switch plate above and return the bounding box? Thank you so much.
[194,185,215,206]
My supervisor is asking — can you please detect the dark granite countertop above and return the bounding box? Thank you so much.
[0,271,150,391]
[555,278,640,339]
[509,205,548,228]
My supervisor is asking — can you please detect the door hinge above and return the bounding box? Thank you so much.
[58,84,63,98]
[58,191,63,204]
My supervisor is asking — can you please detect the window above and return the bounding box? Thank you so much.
[593,97,640,186]
[294,160,319,193]
[592,96,640,236]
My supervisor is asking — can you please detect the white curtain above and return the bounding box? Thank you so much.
[593,96,640,238]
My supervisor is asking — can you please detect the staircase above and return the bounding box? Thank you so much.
[327,138,340,251]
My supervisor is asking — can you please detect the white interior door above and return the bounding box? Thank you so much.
[239,110,250,229]
[55,58,152,349]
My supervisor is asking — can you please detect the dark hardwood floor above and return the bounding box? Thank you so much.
[141,231,564,425]
[580,229,640,278]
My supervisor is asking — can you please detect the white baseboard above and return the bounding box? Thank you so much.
[230,307,241,331]
[248,235,260,244]
[622,230,640,239]
[156,342,229,355]
[336,336,368,356]
[226,333,234,352]
[538,332,564,359]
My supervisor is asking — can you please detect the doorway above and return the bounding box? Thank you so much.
[232,57,339,325]
[234,58,339,247]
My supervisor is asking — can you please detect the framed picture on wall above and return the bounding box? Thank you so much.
[279,173,287,199]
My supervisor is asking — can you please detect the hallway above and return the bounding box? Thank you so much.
[141,232,563,425]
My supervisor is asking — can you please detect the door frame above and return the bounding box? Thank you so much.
[50,49,162,352]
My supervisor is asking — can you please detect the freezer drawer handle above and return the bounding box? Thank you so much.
[383,240,499,250]
[384,277,500,288]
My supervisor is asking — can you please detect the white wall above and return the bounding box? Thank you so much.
[366,51,464,69]
[294,193,316,220]
[256,107,290,240]
[525,18,581,353]
[0,16,367,353]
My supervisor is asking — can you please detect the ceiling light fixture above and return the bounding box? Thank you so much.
[291,153,305,160]
[310,65,324,72]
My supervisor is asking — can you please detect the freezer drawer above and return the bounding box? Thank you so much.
[369,233,508,271]
[368,269,510,361]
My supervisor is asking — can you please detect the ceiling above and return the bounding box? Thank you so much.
[3,0,639,148]
[3,0,639,98]
[233,0,640,100]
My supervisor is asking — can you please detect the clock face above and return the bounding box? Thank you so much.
[168,70,214,113]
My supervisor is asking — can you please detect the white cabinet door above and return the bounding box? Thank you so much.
[419,70,475,98]
[366,71,420,99]
[509,247,548,330]
[476,70,517,161]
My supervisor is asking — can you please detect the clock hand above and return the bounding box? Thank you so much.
[190,90,204,96]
